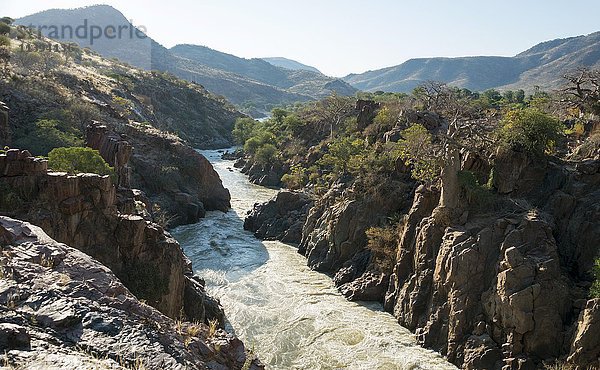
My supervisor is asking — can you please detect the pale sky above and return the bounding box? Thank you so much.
[4,0,600,77]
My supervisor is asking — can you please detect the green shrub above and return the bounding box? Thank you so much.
[457,170,496,210]
[48,147,115,180]
[0,22,10,36]
[318,136,365,176]
[396,124,439,183]
[254,143,278,165]
[366,224,400,272]
[498,108,564,156]
[591,258,600,299]
[15,119,83,156]
[0,35,9,47]
[281,164,307,190]
[0,182,24,212]
[232,117,258,145]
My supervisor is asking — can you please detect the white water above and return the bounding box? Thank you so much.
[172,149,456,370]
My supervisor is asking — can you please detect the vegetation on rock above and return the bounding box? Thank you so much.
[48,146,115,179]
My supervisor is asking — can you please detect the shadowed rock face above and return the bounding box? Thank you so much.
[244,191,314,244]
[87,122,231,228]
[0,149,222,325]
[0,217,263,370]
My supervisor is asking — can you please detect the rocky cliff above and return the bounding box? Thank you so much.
[383,148,600,369]
[0,149,222,326]
[87,122,231,227]
[244,144,600,368]
[0,216,263,369]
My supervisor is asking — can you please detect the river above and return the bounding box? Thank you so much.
[172,149,456,370]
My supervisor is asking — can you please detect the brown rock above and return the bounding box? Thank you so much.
[568,299,600,369]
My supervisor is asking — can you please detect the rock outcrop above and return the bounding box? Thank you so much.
[0,216,263,369]
[88,122,231,228]
[383,148,600,369]
[299,179,414,281]
[241,160,284,188]
[0,149,222,326]
[244,191,314,244]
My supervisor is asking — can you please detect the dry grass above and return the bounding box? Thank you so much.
[207,319,219,339]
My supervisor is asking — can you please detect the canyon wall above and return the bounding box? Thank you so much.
[0,149,222,325]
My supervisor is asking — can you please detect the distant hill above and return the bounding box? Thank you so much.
[170,45,356,100]
[16,5,356,116]
[262,57,321,73]
[343,32,600,93]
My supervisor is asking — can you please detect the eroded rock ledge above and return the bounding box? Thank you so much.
[0,216,263,369]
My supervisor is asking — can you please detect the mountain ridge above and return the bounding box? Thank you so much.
[262,57,322,73]
[16,5,356,117]
[343,31,600,92]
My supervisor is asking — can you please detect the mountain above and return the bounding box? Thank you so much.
[170,45,356,99]
[262,57,322,73]
[16,5,356,116]
[344,31,600,93]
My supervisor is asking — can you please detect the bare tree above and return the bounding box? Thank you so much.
[561,68,600,117]
[308,93,354,140]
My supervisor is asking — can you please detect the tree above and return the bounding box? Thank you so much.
[232,117,258,145]
[48,147,115,180]
[254,143,278,165]
[396,124,439,183]
[312,93,354,140]
[562,68,600,116]
[0,22,10,36]
[318,136,365,175]
[497,107,564,156]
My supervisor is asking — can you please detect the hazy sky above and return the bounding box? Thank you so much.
[4,0,600,77]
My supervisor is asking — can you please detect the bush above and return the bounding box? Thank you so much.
[498,108,564,156]
[0,182,24,212]
[15,119,83,156]
[591,258,600,299]
[396,124,439,183]
[457,170,497,210]
[0,35,9,47]
[0,22,10,36]
[281,164,307,190]
[232,117,258,145]
[48,147,115,180]
[254,143,278,165]
[366,224,400,272]
[318,136,365,175]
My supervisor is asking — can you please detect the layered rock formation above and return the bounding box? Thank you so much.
[0,216,263,369]
[0,149,222,326]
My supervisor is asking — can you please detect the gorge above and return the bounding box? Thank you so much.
[1,4,600,370]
